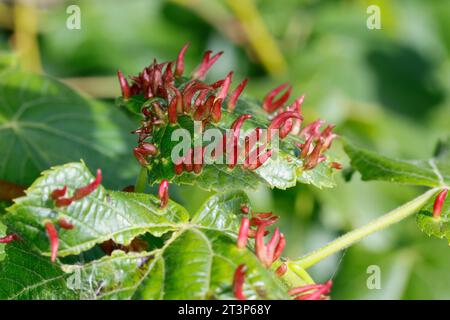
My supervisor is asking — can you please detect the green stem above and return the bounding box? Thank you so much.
[293,187,440,269]
[134,167,147,193]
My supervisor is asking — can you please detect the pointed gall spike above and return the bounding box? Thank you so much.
[228,114,252,169]
[266,228,281,261]
[255,224,271,268]
[268,111,302,142]
[275,263,288,277]
[73,169,102,200]
[330,162,343,170]
[175,43,189,77]
[58,218,74,230]
[227,78,248,112]
[273,233,286,262]
[263,83,292,113]
[237,217,250,249]
[0,234,19,244]
[433,189,448,219]
[240,204,249,214]
[158,180,169,209]
[211,98,223,123]
[45,222,59,263]
[117,70,130,99]
[51,186,67,200]
[193,51,224,80]
[233,264,247,300]
[134,148,149,166]
[216,72,233,102]
[168,96,178,124]
[55,197,74,207]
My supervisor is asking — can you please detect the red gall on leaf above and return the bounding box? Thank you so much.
[58,218,75,230]
[182,82,211,113]
[45,221,59,263]
[275,263,288,277]
[158,179,169,209]
[193,94,214,121]
[210,98,223,123]
[52,169,102,207]
[233,264,247,300]
[227,78,248,112]
[192,50,223,80]
[237,217,250,249]
[240,204,249,214]
[255,225,285,268]
[263,83,292,114]
[433,188,448,219]
[290,280,333,300]
[162,62,174,86]
[117,70,130,99]
[227,114,252,169]
[280,96,304,137]
[267,111,302,141]
[299,119,324,141]
[247,228,269,239]
[51,186,67,200]
[134,148,149,166]
[73,169,102,200]
[0,234,20,244]
[303,139,325,170]
[175,43,189,77]
[250,212,279,227]
[330,162,343,170]
[55,197,74,207]
[216,71,233,102]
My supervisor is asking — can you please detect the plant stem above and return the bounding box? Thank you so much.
[293,187,440,269]
[134,167,147,193]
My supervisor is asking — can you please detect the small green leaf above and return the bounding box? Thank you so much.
[344,139,450,187]
[416,193,450,244]
[0,241,76,300]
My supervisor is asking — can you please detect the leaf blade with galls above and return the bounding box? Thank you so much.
[3,162,189,258]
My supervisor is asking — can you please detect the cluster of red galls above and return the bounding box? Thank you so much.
[232,204,333,300]
[117,44,340,174]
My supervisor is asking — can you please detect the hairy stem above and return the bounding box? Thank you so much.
[293,187,440,269]
[134,167,147,193]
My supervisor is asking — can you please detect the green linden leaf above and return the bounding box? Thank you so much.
[62,190,287,300]
[0,241,76,300]
[343,139,450,187]
[1,162,292,299]
[416,194,450,244]
[0,68,137,189]
[3,162,189,257]
[128,95,336,191]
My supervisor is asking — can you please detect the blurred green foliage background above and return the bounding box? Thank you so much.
[1,0,449,299]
